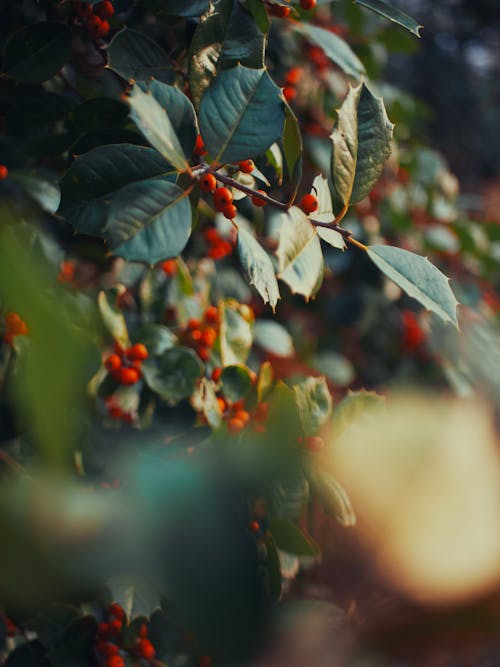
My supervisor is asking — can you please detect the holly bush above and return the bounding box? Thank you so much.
[0,1,499,666]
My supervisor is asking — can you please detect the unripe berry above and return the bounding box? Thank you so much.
[127,343,149,361]
[137,638,155,660]
[199,173,217,193]
[251,190,267,207]
[305,435,324,452]
[104,354,122,372]
[0,165,8,180]
[300,0,316,9]
[94,0,114,19]
[222,204,237,220]
[227,417,245,433]
[238,159,254,174]
[204,306,219,323]
[119,367,140,385]
[213,187,233,211]
[300,193,319,214]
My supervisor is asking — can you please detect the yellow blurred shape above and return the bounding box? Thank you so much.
[327,395,500,604]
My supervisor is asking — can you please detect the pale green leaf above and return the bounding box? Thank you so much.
[293,376,332,437]
[237,228,280,310]
[355,0,423,37]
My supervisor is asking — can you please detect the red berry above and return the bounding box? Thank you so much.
[193,134,207,157]
[227,417,245,433]
[300,0,316,9]
[97,622,111,637]
[222,204,237,220]
[283,86,297,103]
[106,656,124,667]
[126,343,149,361]
[213,187,233,211]
[234,409,250,425]
[285,67,302,85]
[108,405,123,420]
[305,435,324,452]
[204,306,219,324]
[87,14,102,32]
[104,354,122,372]
[201,327,217,347]
[119,367,140,385]
[109,603,125,621]
[109,618,122,634]
[211,367,222,382]
[197,346,210,362]
[190,329,203,342]
[137,638,156,660]
[96,19,110,37]
[270,4,291,18]
[238,159,254,174]
[232,399,245,411]
[94,0,114,19]
[300,193,319,214]
[188,318,201,330]
[251,190,267,207]
[199,173,217,193]
[161,259,177,276]
[0,165,8,180]
[138,623,148,638]
[249,520,260,533]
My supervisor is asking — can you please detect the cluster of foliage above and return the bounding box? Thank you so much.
[0,0,498,666]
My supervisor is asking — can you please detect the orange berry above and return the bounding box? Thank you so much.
[106,656,124,667]
[305,435,324,452]
[234,409,250,425]
[104,354,122,372]
[119,367,140,385]
[251,190,267,207]
[285,67,302,85]
[199,173,217,193]
[213,187,233,211]
[94,0,114,19]
[249,520,260,533]
[232,399,245,411]
[217,397,227,413]
[227,417,245,433]
[222,204,237,220]
[126,343,149,361]
[5,312,22,330]
[300,193,319,214]
[160,259,177,276]
[204,306,219,323]
[211,367,222,382]
[201,327,217,347]
[270,4,291,18]
[0,165,8,180]
[137,638,155,660]
[238,159,254,174]
[300,0,316,9]
[283,86,296,102]
[188,318,201,330]
[190,329,203,342]
[197,346,210,362]
[193,134,207,157]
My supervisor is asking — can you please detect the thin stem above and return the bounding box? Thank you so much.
[347,236,368,251]
[212,171,290,211]
[309,219,352,239]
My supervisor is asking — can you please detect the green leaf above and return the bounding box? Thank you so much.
[271,474,310,520]
[354,0,423,36]
[311,174,346,250]
[281,105,303,204]
[331,83,394,210]
[366,244,459,327]
[299,24,365,81]
[98,288,130,348]
[70,98,129,132]
[133,324,176,356]
[254,320,294,357]
[237,228,280,310]
[142,346,203,404]
[104,178,192,264]
[106,575,161,621]
[269,518,319,557]
[189,0,266,108]
[276,207,324,300]
[293,376,332,437]
[220,364,254,403]
[128,82,193,171]
[191,377,222,428]
[219,299,254,366]
[3,22,71,84]
[199,65,286,163]
[310,472,356,527]
[333,389,386,440]
[107,28,174,83]
[58,144,174,236]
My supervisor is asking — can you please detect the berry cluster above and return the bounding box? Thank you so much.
[181,306,219,362]
[0,165,8,180]
[204,227,234,260]
[95,604,156,666]
[214,186,237,220]
[283,66,303,103]
[73,1,114,40]
[2,312,28,346]
[210,376,270,434]
[104,343,149,385]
